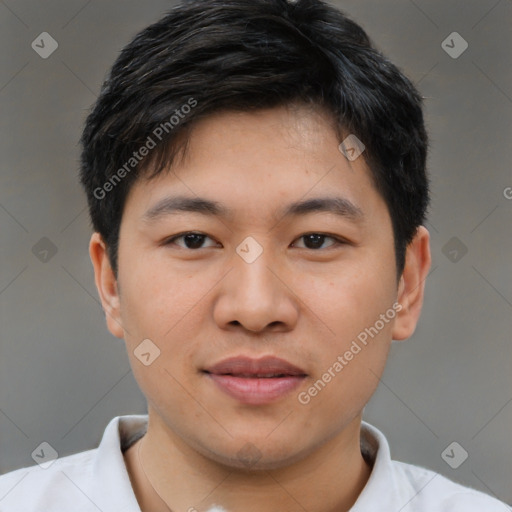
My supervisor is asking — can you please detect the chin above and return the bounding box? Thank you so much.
[200,439,312,472]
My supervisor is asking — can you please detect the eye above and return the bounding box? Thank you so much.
[163,231,219,249]
[292,233,343,250]
[163,232,345,251]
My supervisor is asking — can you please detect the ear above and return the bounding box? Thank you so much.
[89,232,124,339]
[392,226,431,341]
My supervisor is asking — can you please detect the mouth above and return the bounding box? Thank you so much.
[203,356,307,405]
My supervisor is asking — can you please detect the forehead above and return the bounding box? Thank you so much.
[124,104,385,226]
[179,103,343,167]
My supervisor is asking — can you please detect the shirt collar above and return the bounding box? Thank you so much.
[351,421,399,511]
[91,416,397,511]
[92,415,147,512]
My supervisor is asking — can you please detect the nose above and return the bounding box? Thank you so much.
[213,242,299,334]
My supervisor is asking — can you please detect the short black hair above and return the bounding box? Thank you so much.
[80,0,429,277]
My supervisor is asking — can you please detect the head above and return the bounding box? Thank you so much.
[82,0,431,469]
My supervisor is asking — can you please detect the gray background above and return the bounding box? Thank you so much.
[1,0,511,506]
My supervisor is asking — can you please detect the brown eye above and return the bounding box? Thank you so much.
[293,233,341,250]
[165,232,218,249]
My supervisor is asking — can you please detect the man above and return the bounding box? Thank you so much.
[0,0,509,510]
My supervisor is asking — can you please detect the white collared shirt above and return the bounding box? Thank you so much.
[0,415,509,511]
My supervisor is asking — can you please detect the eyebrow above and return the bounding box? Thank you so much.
[142,195,364,223]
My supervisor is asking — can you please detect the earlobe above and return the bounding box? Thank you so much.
[392,226,431,341]
[89,232,125,339]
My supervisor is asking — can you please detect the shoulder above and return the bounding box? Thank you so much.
[358,421,510,512]
[0,448,97,512]
[391,460,511,511]
[0,415,145,512]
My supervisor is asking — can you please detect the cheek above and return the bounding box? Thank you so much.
[117,255,212,388]
[294,250,396,404]
[298,251,396,341]
[118,254,205,340]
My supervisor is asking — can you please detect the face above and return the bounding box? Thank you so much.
[91,104,428,469]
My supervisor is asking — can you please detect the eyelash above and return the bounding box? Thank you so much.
[162,231,347,251]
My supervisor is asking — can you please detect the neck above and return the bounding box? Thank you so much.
[123,410,372,512]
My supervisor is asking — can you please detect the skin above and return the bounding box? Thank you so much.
[90,103,431,512]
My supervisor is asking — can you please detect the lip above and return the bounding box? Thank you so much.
[203,356,307,405]
[205,355,307,376]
